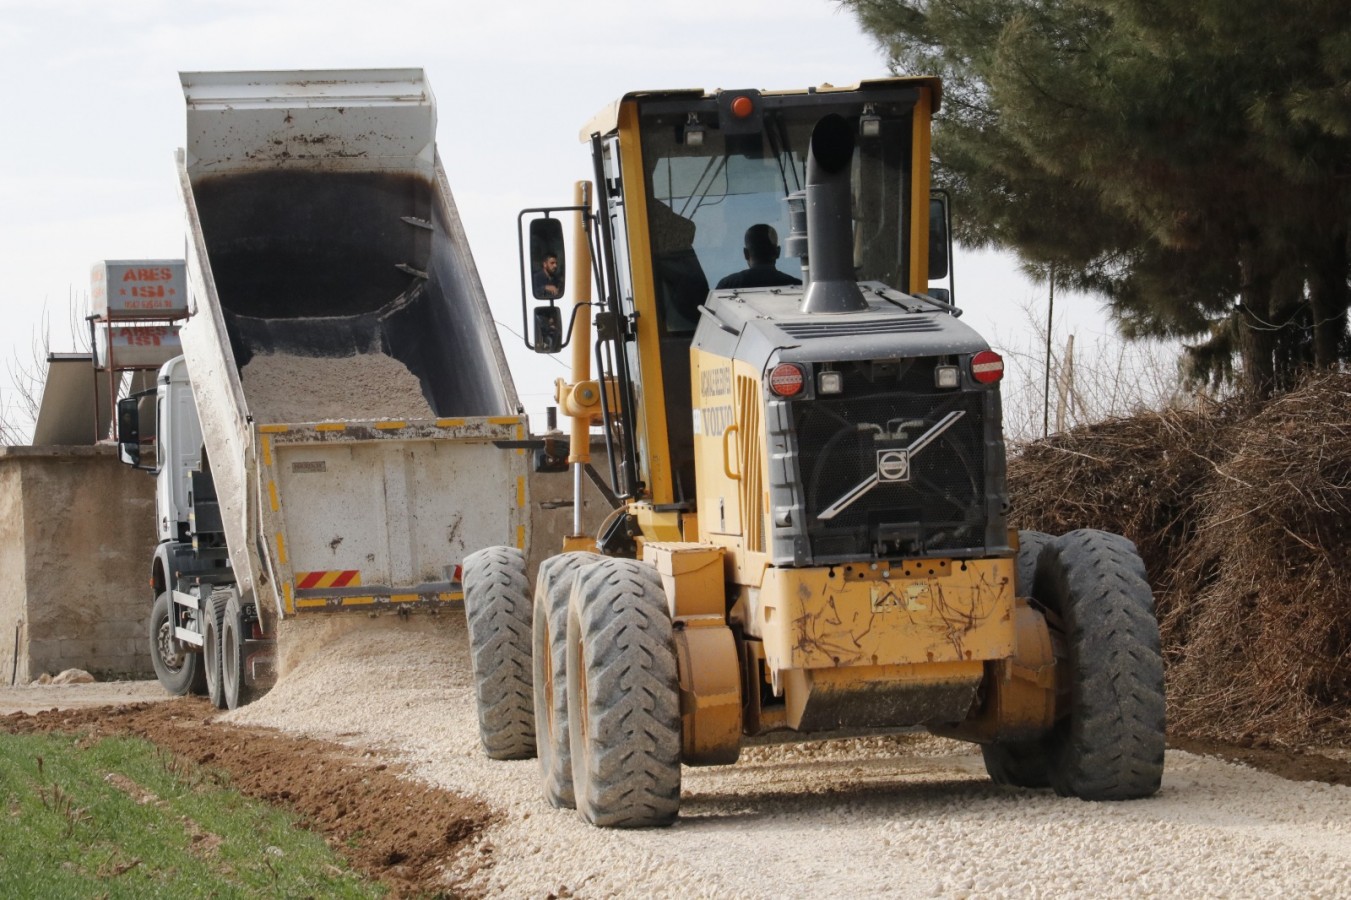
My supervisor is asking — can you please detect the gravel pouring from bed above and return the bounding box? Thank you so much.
[224,615,1351,898]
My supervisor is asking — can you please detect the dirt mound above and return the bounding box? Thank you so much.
[0,698,496,897]
[1010,373,1351,748]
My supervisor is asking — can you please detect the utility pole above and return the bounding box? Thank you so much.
[1042,264,1055,438]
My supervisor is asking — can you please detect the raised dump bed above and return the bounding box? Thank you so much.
[121,69,529,706]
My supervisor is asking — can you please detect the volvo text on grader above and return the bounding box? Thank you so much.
[462,77,1166,827]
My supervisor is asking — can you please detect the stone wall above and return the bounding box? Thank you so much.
[0,445,157,683]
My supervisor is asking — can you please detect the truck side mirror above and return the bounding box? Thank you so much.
[530,217,567,301]
[533,306,564,354]
[928,195,950,281]
[116,396,141,468]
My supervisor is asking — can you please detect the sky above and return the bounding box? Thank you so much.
[0,0,1117,439]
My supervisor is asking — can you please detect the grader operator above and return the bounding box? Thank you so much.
[463,78,1165,827]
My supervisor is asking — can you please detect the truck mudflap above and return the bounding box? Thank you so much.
[255,414,529,616]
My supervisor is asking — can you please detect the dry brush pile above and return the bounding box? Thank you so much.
[1009,373,1351,748]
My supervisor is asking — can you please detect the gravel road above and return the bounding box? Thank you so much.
[219,614,1351,898]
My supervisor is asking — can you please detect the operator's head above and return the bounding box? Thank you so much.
[743,224,781,265]
[542,253,559,274]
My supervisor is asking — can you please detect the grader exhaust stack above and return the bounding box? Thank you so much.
[798,114,868,315]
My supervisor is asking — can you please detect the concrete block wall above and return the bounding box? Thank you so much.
[0,461,26,685]
[0,445,158,683]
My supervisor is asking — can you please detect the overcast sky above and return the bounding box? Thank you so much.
[0,0,1111,437]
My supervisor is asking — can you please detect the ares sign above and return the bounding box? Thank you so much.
[91,260,188,319]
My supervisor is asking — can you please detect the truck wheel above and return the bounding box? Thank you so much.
[533,551,602,809]
[149,591,205,696]
[221,593,255,710]
[1037,529,1165,800]
[566,558,681,828]
[462,546,535,760]
[1016,529,1053,599]
[203,591,228,710]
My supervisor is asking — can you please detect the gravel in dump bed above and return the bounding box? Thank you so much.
[241,352,435,423]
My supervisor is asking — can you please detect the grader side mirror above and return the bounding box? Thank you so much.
[530,218,566,301]
[533,306,564,354]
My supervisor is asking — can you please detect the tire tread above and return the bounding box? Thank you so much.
[1038,529,1165,801]
[463,546,535,760]
[568,558,681,828]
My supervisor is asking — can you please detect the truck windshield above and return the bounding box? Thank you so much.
[639,106,914,334]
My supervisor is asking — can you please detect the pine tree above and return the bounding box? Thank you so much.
[844,0,1351,396]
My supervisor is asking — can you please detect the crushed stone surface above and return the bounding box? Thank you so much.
[241,352,434,423]
[224,615,1351,898]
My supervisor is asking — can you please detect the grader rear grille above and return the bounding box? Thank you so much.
[792,365,988,561]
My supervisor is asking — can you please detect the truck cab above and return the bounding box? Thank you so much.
[151,357,204,544]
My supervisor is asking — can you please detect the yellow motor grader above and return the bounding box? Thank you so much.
[463,78,1165,827]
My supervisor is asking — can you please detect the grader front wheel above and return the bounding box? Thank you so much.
[565,558,681,828]
[463,546,536,760]
[532,551,602,809]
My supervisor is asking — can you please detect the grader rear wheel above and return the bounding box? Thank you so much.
[463,546,536,760]
[533,551,602,809]
[1015,529,1053,599]
[982,740,1052,789]
[566,558,681,828]
[981,529,1057,788]
[1038,529,1165,800]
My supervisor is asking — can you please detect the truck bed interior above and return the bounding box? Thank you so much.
[193,169,512,419]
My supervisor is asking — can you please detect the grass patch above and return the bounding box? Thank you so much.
[0,731,382,898]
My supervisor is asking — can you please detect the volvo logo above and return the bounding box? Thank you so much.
[877,449,910,482]
[817,410,967,521]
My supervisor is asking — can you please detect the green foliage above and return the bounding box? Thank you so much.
[0,732,381,899]
[843,0,1351,395]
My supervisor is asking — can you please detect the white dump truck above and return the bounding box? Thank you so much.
[117,69,529,708]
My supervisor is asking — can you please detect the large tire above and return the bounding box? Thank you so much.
[982,740,1051,788]
[462,546,535,760]
[533,551,603,809]
[981,529,1058,788]
[203,590,228,710]
[221,593,256,711]
[566,558,681,828]
[1037,529,1165,800]
[1015,529,1053,599]
[149,590,205,696]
